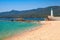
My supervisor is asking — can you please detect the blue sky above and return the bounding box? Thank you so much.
[0,0,60,12]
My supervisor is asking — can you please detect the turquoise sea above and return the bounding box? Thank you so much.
[0,21,39,40]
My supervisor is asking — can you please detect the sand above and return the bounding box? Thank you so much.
[4,21,60,40]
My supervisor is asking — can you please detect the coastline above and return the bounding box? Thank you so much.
[0,21,40,40]
[3,21,45,40]
[2,21,42,40]
[4,21,60,40]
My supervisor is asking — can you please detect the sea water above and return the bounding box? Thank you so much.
[0,21,39,39]
[0,18,45,21]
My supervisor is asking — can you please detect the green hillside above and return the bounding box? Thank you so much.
[0,6,60,18]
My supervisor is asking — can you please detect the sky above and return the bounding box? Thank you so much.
[0,0,60,12]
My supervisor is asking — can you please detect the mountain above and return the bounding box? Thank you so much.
[0,6,60,18]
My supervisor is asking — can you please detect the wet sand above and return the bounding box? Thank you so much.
[4,21,60,40]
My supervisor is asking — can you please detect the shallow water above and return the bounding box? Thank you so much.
[0,21,39,39]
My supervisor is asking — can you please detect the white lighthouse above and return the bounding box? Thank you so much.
[47,8,54,20]
[47,8,60,21]
[51,8,53,17]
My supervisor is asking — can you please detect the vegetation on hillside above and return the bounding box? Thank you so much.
[0,6,60,18]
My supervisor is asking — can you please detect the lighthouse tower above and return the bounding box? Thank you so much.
[51,8,53,17]
[47,8,54,21]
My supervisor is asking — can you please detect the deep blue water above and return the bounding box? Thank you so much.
[0,18,17,21]
[0,18,45,21]
[24,18,45,20]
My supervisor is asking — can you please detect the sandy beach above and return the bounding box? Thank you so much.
[4,21,60,40]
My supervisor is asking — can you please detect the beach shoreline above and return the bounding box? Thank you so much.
[4,21,60,40]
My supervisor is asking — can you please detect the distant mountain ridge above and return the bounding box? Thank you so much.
[0,6,60,18]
